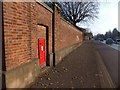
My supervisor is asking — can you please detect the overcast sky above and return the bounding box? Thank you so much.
[77,0,119,35]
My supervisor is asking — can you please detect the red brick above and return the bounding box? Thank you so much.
[3,2,83,71]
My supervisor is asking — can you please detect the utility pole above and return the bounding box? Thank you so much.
[52,1,55,66]
[0,0,6,89]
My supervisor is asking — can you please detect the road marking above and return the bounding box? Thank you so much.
[95,49,116,88]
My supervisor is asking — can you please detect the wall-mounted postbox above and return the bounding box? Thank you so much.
[38,38,46,65]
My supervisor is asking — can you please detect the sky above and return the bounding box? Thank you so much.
[2,0,118,36]
[77,0,119,36]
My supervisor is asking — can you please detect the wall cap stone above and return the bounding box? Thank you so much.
[35,0,53,13]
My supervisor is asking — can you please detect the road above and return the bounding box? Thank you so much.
[101,40,120,51]
[94,41,119,87]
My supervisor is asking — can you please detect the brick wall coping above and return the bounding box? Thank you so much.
[35,0,53,13]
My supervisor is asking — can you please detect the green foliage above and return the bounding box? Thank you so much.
[104,31,112,39]
[95,28,120,40]
[44,2,53,10]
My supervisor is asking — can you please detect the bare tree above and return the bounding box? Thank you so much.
[60,1,99,26]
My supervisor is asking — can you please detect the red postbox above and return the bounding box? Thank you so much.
[38,38,46,65]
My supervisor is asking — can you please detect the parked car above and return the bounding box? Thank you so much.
[98,38,104,41]
[115,39,120,45]
[106,38,114,45]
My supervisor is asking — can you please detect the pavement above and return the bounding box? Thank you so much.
[29,41,114,88]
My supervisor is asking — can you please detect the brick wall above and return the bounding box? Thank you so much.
[54,6,83,52]
[3,2,83,71]
[3,2,53,71]
[4,2,32,70]
[55,18,83,51]
[30,2,53,60]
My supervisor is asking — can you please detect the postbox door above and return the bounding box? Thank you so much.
[38,38,46,65]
